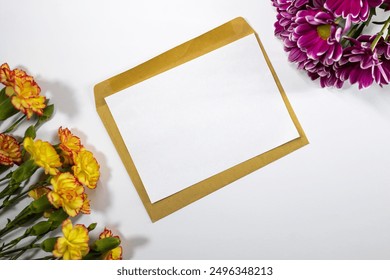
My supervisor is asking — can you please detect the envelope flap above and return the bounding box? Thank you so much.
[94,17,254,106]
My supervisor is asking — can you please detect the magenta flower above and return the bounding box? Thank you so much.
[373,40,390,86]
[272,0,308,40]
[294,9,343,65]
[271,0,390,89]
[324,0,384,22]
[284,39,308,65]
[283,38,344,88]
[376,59,390,86]
[336,35,389,89]
[307,62,344,88]
[271,0,309,11]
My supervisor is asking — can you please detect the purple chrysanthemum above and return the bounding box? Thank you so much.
[271,0,390,89]
[283,38,344,88]
[374,39,390,86]
[307,62,344,88]
[336,35,390,89]
[283,38,309,65]
[271,0,309,11]
[272,0,309,40]
[324,0,384,22]
[293,9,343,65]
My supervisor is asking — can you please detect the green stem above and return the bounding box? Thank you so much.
[0,193,27,211]
[0,171,13,184]
[346,24,359,37]
[11,236,43,260]
[365,8,377,27]
[0,195,52,238]
[0,230,30,251]
[0,179,50,210]
[0,206,41,238]
[0,181,20,200]
[0,178,8,184]
[0,243,40,257]
[0,236,42,259]
[371,16,390,50]
[342,22,366,48]
[1,114,26,134]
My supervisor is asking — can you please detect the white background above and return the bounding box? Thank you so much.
[1,0,390,260]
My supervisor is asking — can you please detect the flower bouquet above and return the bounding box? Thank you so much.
[272,0,390,89]
[0,63,122,260]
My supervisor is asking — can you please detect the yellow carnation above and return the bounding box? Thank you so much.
[28,186,51,200]
[72,150,100,189]
[53,219,89,260]
[80,193,91,215]
[47,172,85,217]
[58,127,83,165]
[0,63,13,87]
[9,72,45,119]
[1,63,46,119]
[99,228,123,260]
[23,137,61,175]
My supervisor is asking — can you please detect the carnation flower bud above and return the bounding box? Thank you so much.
[31,221,52,236]
[41,237,58,252]
[48,208,69,229]
[91,237,121,253]
[87,223,97,232]
[30,195,52,213]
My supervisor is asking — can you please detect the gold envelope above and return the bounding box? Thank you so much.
[94,17,309,222]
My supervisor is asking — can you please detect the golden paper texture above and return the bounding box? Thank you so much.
[94,17,309,222]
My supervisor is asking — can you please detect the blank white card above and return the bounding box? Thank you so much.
[105,34,299,203]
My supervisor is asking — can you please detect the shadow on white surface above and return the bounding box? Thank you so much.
[36,79,79,119]
[122,236,149,260]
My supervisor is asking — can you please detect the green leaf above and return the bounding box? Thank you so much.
[11,159,38,183]
[0,88,18,121]
[35,103,54,128]
[24,125,36,139]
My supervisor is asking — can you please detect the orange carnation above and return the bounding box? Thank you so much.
[99,228,123,260]
[1,63,46,119]
[58,127,83,165]
[0,133,22,166]
[0,63,13,87]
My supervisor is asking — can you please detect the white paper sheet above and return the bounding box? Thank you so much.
[105,34,299,203]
